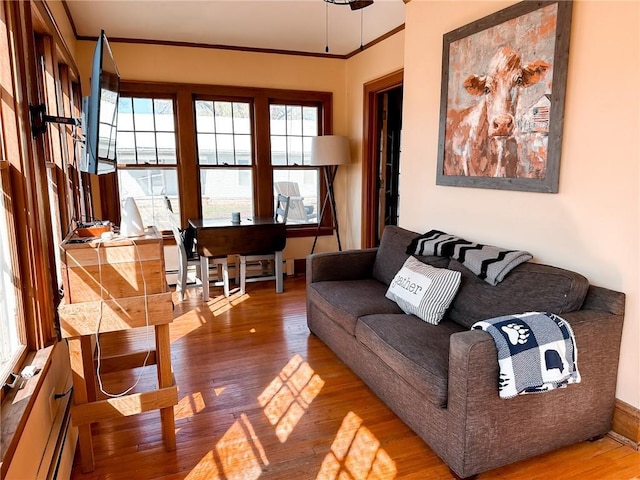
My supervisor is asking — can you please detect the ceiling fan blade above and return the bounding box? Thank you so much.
[349,0,374,11]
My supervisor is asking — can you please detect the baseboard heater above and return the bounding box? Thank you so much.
[38,386,77,480]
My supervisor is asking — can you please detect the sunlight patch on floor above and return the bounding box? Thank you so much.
[258,353,325,443]
[174,391,206,420]
[186,414,268,480]
[316,411,397,480]
[215,413,268,480]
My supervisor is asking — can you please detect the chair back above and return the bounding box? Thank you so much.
[274,181,314,222]
[164,199,188,276]
[275,194,290,224]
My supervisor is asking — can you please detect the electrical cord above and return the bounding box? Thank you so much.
[94,235,152,398]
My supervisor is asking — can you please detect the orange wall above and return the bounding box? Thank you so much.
[400,0,639,408]
[342,31,405,250]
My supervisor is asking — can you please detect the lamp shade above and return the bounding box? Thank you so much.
[310,135,350,166]
[120,197,145,237]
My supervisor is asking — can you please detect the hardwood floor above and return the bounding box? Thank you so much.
[70,275,640,480]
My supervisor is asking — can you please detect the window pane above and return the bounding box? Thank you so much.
[133,98,154,131]
[154,99,175,131]
[235,134,252,166]
[302,106,318,136]
[216,134,235,164]
[270,104,319,166]
[270,105,286,135]
[195,100,252,166]
[270,136,287,165]
[135,132,156,163]
[116,131,136,164]
[118,97,134,130]
[286,105,302,135]
[157,133,177,164]
[118,168,179,231]
[233,103,251,134]
[0,185,21,380]
[200,168,253,219]
[287,136,303,165]
[118,96,177,165]
[197,133,217,164]
[214,101,233,134]
[273,169,319,224]
[195,100,215,133]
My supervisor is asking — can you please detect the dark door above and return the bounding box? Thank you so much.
[375,86,403,246]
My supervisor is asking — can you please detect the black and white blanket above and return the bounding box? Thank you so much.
[407,229,532,285]
[472,312,580,399]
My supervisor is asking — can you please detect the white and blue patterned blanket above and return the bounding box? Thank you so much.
[472,312,580,399]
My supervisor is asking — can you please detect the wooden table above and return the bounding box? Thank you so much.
[188,217,287,300]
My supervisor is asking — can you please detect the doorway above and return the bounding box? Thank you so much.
[362,70,403,248]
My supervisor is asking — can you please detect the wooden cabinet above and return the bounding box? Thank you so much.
[58,228,177,473]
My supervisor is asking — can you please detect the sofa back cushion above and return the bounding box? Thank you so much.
[372,226,449,286]
[447,259,590,329]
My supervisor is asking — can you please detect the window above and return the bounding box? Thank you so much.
[270,103,319,224]
[116,96,179,231]
[115,83,332,234]
[0,167,21,384]
[195,99,254,219]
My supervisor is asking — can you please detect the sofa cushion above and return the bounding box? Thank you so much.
[356,314,466,407]
[386,256,462,324]
[372,226,449,286]
[308,279,403,336]
[447,260,590,329]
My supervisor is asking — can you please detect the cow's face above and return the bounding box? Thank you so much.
[463,46,549,138]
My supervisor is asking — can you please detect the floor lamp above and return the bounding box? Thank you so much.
[309,135,351,254]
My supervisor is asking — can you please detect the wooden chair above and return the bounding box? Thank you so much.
[274,181,316,223]
[236,194,290,293]
[164,197,229,300]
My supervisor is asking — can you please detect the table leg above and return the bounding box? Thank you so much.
[155,324,176,451]
[69,336,95,472]
[240,256,247,295]
[221,261,230,297]
[200,255,209,302]
[275,250,284,293]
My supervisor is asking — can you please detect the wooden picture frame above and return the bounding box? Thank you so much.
[436,1,572,193]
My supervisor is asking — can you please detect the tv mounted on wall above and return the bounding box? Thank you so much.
[80,30,120,175]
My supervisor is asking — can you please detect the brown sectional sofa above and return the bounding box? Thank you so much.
[306,225,625,479]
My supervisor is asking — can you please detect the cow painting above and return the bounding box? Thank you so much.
[444,46,550,178]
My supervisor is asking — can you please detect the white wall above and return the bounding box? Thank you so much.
[400,0,639,408]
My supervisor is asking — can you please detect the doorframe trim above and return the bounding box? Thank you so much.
[361,69,404,248]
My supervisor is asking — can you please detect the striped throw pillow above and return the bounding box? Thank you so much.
[385,256,462,325]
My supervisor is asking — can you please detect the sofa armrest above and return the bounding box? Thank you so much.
[306,248,378,283]
[447,308,625,407]
[444,308,625,477]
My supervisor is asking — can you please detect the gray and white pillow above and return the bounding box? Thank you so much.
[386,256,462,325]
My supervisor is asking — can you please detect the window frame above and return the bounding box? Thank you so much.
[117,81,334,237]
[115,91,181,233]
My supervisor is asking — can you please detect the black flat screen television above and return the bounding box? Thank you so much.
[80,30,120,175]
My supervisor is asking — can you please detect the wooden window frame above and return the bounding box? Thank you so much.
[110,81,334,237]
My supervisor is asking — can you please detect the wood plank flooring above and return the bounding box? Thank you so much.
[70,275,640,480]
